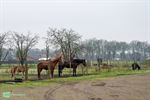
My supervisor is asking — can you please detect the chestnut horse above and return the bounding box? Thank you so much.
[10,65,27,78]
[37,55,62,79]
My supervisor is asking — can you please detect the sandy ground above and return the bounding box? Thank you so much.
[0,73,150,100]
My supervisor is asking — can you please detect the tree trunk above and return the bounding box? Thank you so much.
[25,63,28,80]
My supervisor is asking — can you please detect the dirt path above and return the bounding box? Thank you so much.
[44,73,150,100]
[1,73,150,100]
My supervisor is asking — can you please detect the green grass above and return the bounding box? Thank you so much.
[0,67,150,90]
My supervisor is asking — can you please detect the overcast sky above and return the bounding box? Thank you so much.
[0,0,150,48]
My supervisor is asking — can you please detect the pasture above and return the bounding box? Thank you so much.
[0,62,150,89]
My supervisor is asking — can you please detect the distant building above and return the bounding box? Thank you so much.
[114,57,120,61]
[38,57,51,61]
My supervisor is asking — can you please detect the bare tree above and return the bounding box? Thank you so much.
[12,32,38,80]
[0,32,10,65]
[47,28,81,62]
[44,37,50,60]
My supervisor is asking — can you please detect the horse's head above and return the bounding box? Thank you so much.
[58,54,63,62]
[54,53,63,63]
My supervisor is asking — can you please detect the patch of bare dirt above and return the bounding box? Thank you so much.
[1,73,150,100]
[44,73,150,100]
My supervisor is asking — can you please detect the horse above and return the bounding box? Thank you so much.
[100,63,112,72]
[10,65,27,78]
[58,59,86,77]
[37,54,62,79]
[132,62,141,70]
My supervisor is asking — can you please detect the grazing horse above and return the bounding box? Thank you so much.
[58,59,86,77]
[10,65,27,78]
[37,55,62,79]
[132,62,141,70]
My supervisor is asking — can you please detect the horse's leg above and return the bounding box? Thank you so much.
[132,65,135,70]
[13,72,16,79]
[38,68,42,79]
[22,71,24,78]
[58,65,62,77]
[58,69,62,77]
[72,68,74,76]
[75,68,77,76]
[11,73,13,78]
[11,72,14,78]
[73,67,76,76]
[50,67,55,78]
[11,70,14,78]
[13,69,17,79]
[135,66,137,70]
[138,65,141,70]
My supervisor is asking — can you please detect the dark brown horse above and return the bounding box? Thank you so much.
[10,65,27,78]
[132,62,141,70]
[37,54,62,79]
[58,59,86,77]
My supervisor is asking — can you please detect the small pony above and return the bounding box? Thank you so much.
[10,65,28,78]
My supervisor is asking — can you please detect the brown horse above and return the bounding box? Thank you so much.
[100,63,112,71]
[37,54,62,79]
[10,65,27,78]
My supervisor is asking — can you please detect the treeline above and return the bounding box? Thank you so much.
[2,39,150,63]
[78,39,150,62]
[1,29,150,64]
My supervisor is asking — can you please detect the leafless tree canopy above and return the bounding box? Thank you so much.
[47,28,81,62]
[12,32,38,66]
[0,32,9,63]
[43,36,50,60]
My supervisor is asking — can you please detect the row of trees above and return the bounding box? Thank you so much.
[1,28,150,66]
[79,39,150,63]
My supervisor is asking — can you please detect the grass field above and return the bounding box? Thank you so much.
[0,63,150,90]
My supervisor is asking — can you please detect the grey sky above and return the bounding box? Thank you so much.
[0,0,150,48]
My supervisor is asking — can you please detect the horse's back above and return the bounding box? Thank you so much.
[18,66,26,72]
[101,63,111,69]
[37,61,49,70]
